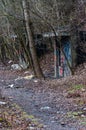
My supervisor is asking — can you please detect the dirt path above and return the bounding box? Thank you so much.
[0,69,86,130]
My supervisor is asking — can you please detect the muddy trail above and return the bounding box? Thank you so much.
[0,65,86,130]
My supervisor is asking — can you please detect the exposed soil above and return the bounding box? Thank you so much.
[0,63,86,130]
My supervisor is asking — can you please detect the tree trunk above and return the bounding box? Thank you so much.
[22,0,44,78]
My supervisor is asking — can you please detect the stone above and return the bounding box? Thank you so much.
[40,106,51,110]
[11,64,22,70]
[8,84,14,88]
[83,108,86,111]
[0,101,6,105]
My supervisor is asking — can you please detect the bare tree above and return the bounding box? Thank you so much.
[22,0,44,78]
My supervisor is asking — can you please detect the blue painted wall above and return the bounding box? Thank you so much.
[57,40,72,78]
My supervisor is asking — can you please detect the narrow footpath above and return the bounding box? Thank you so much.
[0,65,86,130]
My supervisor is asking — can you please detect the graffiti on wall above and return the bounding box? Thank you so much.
[58,41,72,77]
[63,42,72,77]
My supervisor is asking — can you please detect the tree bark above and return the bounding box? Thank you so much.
[22,0,44,78]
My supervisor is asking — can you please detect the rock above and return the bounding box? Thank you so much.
[81,88,85,92]
[8,84,14,88]
[24,71,30,74]
[24,75,34,80]
[1,80,4,82]
[81,114,85,117]
[51,120,55,123]
[29,127,35,130]
[61,122,66,126]
[83,108,86,111]
[40,106,51,110]
[8,96,13,101]
[0,101,6,105]
[8,60,13,64]
[11,64,22,70]
[33,80,38,83]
